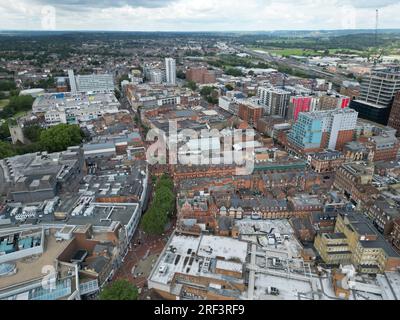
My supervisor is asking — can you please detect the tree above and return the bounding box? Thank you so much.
[23,125,43,142]
[39,124,83,153]
[185,80,197,91]
[141,174,175,234]
[0,80,16,91]
[98,279,139,300]
[0,122,10,140]
[224,67,243,77]
[0,141,16,159]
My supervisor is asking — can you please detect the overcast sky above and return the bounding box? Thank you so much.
[0,0,399,31]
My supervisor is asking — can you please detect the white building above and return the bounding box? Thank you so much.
[33,92,120,126]
[75,74,115,93]
[165,58,176,85]
[257,86,291,117]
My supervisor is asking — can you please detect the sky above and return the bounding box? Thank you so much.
[0,0,399,32]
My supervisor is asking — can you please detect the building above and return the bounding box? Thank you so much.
[165,58,176,85]
[340,81,360,100]
[334,162,375,203]
[287,96,314,121]
[257,86,291,117]
[318,94,351,111]
[307,150,346,173]
[351,67,400,125]
[359,67,400,108]
[148,232,248,300]
[388,91,400,136]
[288,109,358,153]
[315,212,400,274]
[186,67,216,84]
[32,92,120,125]
[238,100,263,126]
[68,70,114,93]
[68,69,78,94]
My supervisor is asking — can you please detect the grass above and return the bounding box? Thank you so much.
[0,99,9,109]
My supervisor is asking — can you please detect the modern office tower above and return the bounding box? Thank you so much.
[257,86,291,117]
[288,108,358,153]
[351,67,400,125]
[75,74,115,93]
[68,69,77,94]
[388,91,400,136]
[165,58,176,85]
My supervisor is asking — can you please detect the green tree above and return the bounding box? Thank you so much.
[39,124,83,153]
[0,141,16,159]
[98,279,139,300]
[23,125,43,142]
[141,174,175,235]
[185,80,197,91]
[0,122,10,140]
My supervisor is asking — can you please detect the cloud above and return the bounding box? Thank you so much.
[0,0,399,31]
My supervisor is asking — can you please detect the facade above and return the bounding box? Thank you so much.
[287,96,314,121]
[351,67,400,125]
[388,91,400,136]
[238,101,263,126]
[318,94,351,111]
[307,150,346,173]
[68,69,114,93]
[257,86,291,117]
[287,109,358,153]
[186,67,216,84]
[359,67,400,108]
[165,58,176,85]
[315,213,400,274]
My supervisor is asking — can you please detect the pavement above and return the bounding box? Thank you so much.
[112,217,177,300]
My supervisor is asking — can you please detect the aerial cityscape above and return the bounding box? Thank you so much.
[1,0,400,304]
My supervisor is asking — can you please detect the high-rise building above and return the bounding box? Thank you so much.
[288,108,358,153]
[351,67,400,125]
[257,87,291,117]
[68,69,77,94]
[359,67,400,107]
[287,96,315,121]
[388,91,400,136]
[165,58,176,85]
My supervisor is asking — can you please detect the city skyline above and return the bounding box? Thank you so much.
[1,0,400,32]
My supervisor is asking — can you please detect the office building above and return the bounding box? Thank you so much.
[288,108,358,153]
[68,70,114,93]
[351,67,400,125]
[165,58,176,85]
[314,212,400,274]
